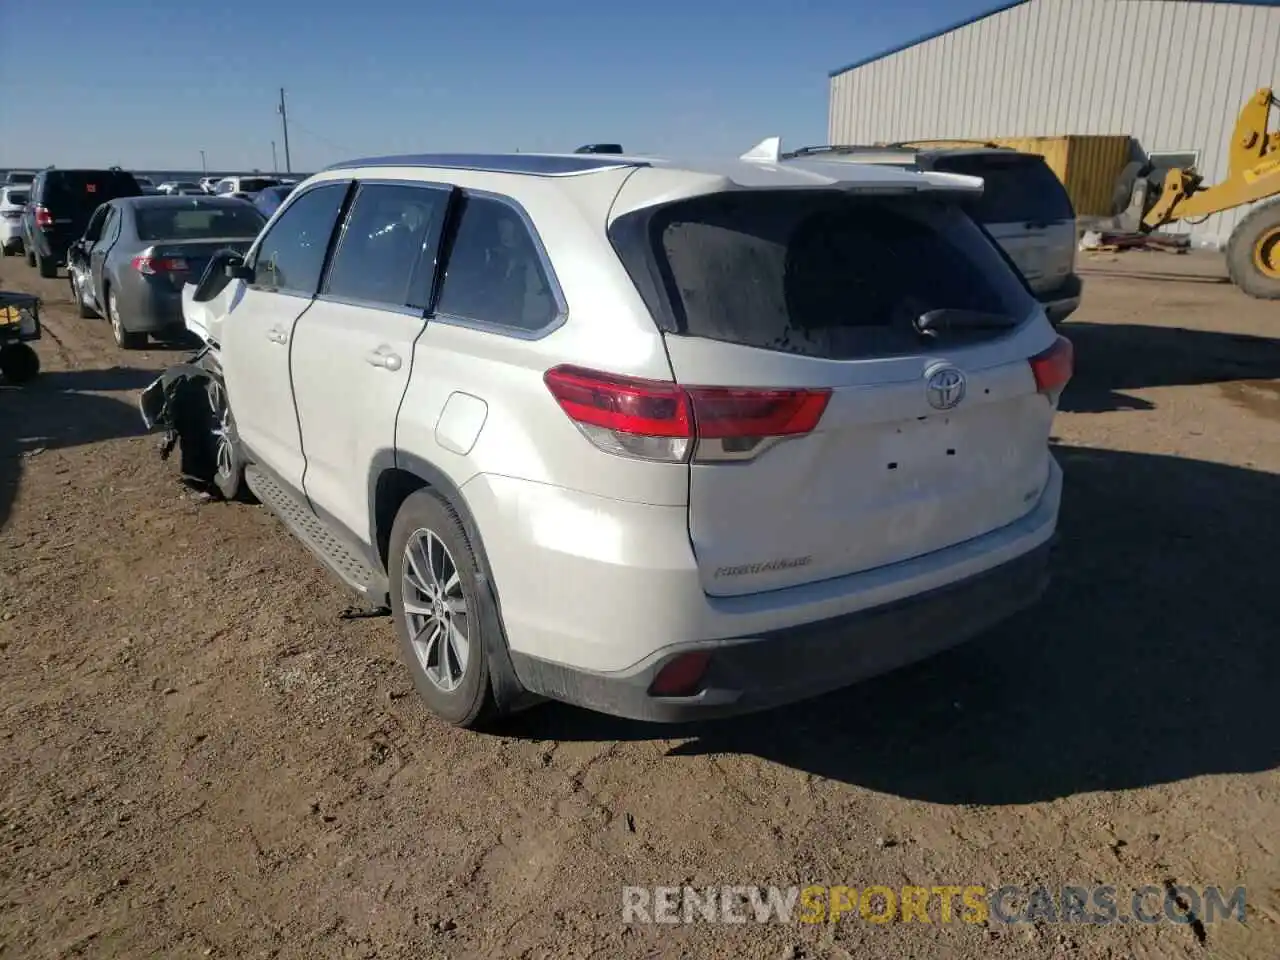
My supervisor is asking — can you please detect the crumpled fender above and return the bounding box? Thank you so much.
[140,354,218,485]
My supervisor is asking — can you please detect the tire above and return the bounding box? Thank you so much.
[0,343,40,383]
[69,271,97,319]
[106,287,147,349]
[1226,201,1280,300]
[204,375,247,500]
[36,253,56,279]
[388,488,501,728]
[1,245,10,258]
[24,247,35,267]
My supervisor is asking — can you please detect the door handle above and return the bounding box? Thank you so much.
[364,347,402,372]
[266,327,288,344]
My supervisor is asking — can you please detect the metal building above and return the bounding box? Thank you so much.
[828,0,1280,247]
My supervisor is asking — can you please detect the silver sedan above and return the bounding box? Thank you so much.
[66,196,265,348]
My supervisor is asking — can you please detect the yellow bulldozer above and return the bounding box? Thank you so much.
[1130,86,1280,299]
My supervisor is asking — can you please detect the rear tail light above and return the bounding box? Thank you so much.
[1029,336,1073,400]
[33,205,53,229]
[131,255,189,275]
[648,651,711,697]
[543,365,831,464]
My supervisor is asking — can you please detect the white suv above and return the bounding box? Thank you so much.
[142,150,1071,727]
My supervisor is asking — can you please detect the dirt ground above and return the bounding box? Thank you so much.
[1,249,1278,960]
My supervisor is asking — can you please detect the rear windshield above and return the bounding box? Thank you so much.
[136,203,265,241]
[624,191,1036,360]
[6,173,34,185]
[5,190,28,206]
[931,154,1074,224]
[45,171,141,214]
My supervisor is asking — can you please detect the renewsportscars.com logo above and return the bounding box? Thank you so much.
[622,884,1247,927]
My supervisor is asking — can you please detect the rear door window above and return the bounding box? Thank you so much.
[931,154,1074,224]
[435,195,559,332]
[322,183,449,309]
[250,182,347,296]
[621,190,1035,360]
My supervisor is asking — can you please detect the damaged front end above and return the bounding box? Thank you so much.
[139,346,221,488]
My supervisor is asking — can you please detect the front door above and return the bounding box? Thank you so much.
[290,181,451,544]
[220,180,352,491]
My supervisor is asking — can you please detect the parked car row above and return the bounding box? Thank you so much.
[6,166,296,281]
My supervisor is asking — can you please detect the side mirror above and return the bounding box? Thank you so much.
[192,250,248,302]
[226,262,254,282]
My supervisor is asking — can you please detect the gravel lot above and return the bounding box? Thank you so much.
[1,251,1278,960]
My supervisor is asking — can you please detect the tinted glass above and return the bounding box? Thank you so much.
[7,173,35,185]
[136,203,265,241]
[252,183,346,295]
[239,178,279,193]
[436,195,557,331]
[931,154,1074,223]
[635,191,1035,360]
[44,171,142,215]
[323,184,447,308]
[5,190,28,206]
[83,206,109,241]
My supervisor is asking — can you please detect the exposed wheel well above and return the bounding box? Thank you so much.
[374,468,430,572]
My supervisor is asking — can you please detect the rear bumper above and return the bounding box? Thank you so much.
[510,540,1052,722]
[1038,274,1082,324]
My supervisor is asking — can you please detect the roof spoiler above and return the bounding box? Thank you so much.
[740,137,782,163]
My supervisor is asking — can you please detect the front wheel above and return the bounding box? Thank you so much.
[1226,201,1280,300]
[70,270,97,319]
[389,489,501,728]
[205,376,247,500]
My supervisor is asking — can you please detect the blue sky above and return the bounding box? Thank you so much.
[0,0,997,171]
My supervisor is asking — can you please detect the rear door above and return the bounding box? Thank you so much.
[290,181,450,542]
[625,189,1061,597]
[930,153,1075,296]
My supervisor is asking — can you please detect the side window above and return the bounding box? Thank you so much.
[100,208,121,245]
[436,195,559,332]
[323,183,448,309]
[84,205,109,242]
[251,183,347,296]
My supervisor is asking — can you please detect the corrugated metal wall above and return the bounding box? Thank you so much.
[828,0,1280,247]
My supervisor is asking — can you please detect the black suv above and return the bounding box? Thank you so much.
[22,168,142,278]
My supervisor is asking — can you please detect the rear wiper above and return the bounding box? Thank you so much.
[914,309,1018,336]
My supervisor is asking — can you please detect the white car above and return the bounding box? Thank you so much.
[158,180,205,196]
[144,148,1070,727]
[0,185,28,255]
[199,177,221,194]
[212,175,281,198]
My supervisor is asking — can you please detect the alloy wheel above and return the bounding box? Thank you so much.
[400,529,470,692]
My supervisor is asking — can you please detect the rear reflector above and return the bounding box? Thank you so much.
[1029,336,1073,398]
[131,255,189,275]
[648,651,711,698]
[543,365,830,463]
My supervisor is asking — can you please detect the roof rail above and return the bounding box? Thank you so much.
[781,144,918,159]
[884,138,1006,149]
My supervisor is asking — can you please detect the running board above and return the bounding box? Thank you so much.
[244,465,386,602]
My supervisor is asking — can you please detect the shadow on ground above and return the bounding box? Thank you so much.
[0,375,147,530]
[512,444,1280,804]
[1058,321,1280,414]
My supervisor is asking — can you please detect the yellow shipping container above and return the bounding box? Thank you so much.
[991,135,1132,217]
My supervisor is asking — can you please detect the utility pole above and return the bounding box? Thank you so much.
[271,140,278,173]
[277,88,292,174]
[200,149,207,174]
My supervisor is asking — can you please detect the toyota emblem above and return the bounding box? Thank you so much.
[925,364,966,410]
